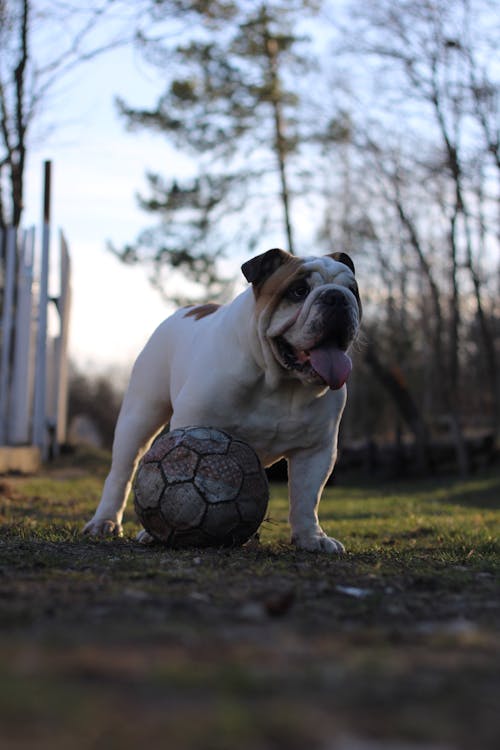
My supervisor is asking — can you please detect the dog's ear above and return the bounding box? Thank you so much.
[328,252,355,275]
[241,248,293,285]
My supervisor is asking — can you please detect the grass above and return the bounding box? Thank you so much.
[0,449,499,749]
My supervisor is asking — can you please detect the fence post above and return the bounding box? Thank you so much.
[0,227,17,445]
[8,228,35,444]
[32,161,51,458]
[1,159,71,467]
[48,231,72,456]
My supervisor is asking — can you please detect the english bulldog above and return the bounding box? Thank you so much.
[83,248,362,553]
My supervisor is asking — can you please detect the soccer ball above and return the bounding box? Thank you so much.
[133,426,269,548]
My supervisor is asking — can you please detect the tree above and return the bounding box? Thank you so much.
[0,0,29,229]
[113,1,333,302]
[328,0,500,467]
[0,0,140,231]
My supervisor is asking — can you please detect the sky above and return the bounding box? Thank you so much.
[23,39,186,379]
[18,1,499,383]
[19,2,342,382]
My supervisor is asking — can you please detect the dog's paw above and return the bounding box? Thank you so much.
[82,517,123,538]
[135,529,156,545]
[292,529,345,555]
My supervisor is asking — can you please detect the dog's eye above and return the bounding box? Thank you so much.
[286,280,310,302]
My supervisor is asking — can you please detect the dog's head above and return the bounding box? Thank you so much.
[242,248,362,390]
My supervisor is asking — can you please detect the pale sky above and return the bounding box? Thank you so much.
[20,4,497,382]
[23,43,188,377]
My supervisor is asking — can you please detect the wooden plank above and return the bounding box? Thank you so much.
[0,227,17,444]
[9,228,35,444]
[54,231,72,447]
[32,162,52,458]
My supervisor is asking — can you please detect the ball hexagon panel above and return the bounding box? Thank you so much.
[160,483,206,529]
[194,454,243,503]
[180,426,232,456]
[143,431,185,462]
[203,501,241,537]
[137,508,173,543]
[134,462,166,509]
[227,440,262,474]
[236,472,269,522]
[161,445,199,483]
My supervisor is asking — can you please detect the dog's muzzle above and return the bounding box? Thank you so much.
[274,288,359,391]
[315,288,358,350]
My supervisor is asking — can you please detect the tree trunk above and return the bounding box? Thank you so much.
[264,32,295,255]
[11,0,29,228]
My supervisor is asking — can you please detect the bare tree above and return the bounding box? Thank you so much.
[0,0,29,228]
[0,0,135,230]
[329,0,499,469]
[110,1,346,302]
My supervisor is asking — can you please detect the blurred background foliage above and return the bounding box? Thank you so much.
[1,0,498,475]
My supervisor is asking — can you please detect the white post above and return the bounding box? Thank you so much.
[0,227,17,445]
[32,161,51,458]
[53,231,72,448]
[9,228,35,444]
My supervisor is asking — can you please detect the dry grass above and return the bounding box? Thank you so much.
[0,449,499,749]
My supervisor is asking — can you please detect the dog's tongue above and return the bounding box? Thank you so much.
[309,345,352,390]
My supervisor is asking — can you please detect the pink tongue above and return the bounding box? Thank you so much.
[309,345,352,390]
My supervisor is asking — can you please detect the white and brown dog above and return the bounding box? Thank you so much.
[84,248,362,553]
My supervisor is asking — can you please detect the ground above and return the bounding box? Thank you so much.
[0,450,498,750]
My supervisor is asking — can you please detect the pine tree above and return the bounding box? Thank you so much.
[114,1,324,302]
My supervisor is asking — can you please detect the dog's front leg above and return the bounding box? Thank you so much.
[83,393,171,537]
[287,442,345,554]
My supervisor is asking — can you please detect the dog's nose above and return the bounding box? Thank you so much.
[319,289,349,308]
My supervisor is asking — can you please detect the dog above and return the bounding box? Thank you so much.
[83,248,362,553]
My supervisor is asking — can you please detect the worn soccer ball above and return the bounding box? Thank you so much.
[133,426,269,548]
